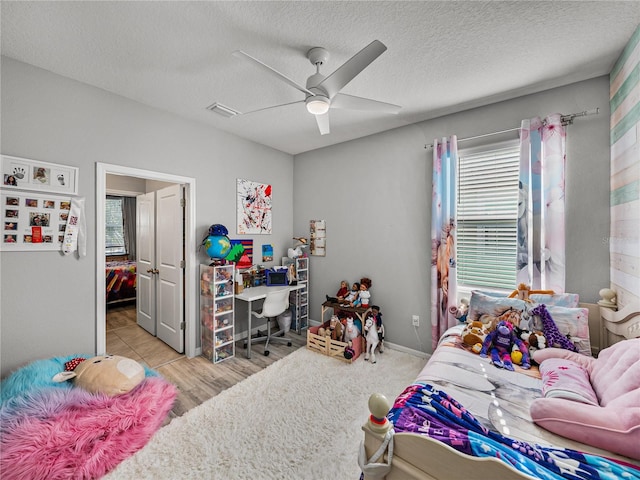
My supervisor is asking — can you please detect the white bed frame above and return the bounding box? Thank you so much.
[360,302,640,480]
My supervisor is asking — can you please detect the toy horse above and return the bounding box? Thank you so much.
[364,317,380,363]
[343,317,360,343]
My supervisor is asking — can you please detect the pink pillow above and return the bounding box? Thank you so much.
[531,339,640,460]
[539,358,598,405]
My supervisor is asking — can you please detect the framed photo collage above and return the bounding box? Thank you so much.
[1,155,79,251]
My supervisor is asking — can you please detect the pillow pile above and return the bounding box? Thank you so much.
[467,290,591,355]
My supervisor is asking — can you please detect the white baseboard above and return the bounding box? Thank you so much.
[383,341,430,360]
[309,319,429,359]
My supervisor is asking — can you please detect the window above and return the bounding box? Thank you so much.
[105,196,126,255]
[456,140,520,290]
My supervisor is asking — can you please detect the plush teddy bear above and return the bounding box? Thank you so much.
[53,354,145,396]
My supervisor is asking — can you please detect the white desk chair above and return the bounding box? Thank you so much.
[247,289,292,356]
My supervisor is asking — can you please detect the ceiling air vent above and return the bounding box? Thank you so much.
[206,102,240,118]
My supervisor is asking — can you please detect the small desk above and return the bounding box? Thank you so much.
[236,284,305,359]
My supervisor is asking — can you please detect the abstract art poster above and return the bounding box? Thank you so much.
[237,178,272,234]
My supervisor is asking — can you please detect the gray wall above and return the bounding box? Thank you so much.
[1,56,611,374]
[1,57,294,377]
[294,76,611,354]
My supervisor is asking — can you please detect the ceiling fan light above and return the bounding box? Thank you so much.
[306,96,330,115]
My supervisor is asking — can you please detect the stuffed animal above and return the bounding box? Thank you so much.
[480,321,530,371]
[509,283,554,302]
[461,320,489,348]
[449,298,469,323]
[53,354,145,396]
[529,304,577,352]
[364,317,380,363]
[520,330,547,362]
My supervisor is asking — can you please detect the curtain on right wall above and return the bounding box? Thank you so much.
[517,114,567,293]
[609,24,640,310]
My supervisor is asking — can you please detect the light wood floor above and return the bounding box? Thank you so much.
[106,304,307,419]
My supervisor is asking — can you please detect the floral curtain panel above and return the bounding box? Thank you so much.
[517,114,567,292]
[431,136,458,350]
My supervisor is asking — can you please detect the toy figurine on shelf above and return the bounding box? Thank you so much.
[326,280,349,303]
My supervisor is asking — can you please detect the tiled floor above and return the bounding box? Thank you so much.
[106,303,184,370]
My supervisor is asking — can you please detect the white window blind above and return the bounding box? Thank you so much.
[457,141,520,290]
[105,196,126,255]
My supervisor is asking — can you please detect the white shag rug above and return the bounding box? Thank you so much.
[105,347,425,480]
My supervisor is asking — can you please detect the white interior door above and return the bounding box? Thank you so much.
[136,191,156,335]
[155,184,185,353]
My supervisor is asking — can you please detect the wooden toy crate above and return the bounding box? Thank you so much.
[307,322,362,363]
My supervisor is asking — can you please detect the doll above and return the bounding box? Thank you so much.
[356,277,372,307]
[326,280,350,303]
[340,282,360,306]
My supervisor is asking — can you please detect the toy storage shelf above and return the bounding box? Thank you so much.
[200,264,235,363]
[291,257,309,333]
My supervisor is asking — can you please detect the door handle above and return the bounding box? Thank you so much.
[146,268,160,275]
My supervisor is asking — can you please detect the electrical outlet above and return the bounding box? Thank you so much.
[412,315,419,327]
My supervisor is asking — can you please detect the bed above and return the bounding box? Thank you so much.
[106,260,137,304]
[360,299,640,480]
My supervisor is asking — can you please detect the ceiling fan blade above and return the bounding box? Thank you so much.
[316,40,387,98]
[315,112,330,135]
[232,50,314,96]
[235,100,304,116]
[331,93,401,114]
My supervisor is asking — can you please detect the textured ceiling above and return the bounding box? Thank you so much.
[2,1,639,155]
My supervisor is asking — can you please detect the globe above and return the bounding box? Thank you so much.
[204,235,231,259]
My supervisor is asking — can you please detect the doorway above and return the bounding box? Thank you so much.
[96,163,197,358]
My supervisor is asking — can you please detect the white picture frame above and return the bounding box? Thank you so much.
[310,219,326,256]
[1,154,79,195]
[236,178,272,234]
[1,191,72,251]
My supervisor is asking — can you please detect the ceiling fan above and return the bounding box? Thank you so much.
[231,40,401,135]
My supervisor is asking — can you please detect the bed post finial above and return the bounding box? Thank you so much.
[368,393,392,434]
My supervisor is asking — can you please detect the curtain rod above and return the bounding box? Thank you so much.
[424,108,600,149]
